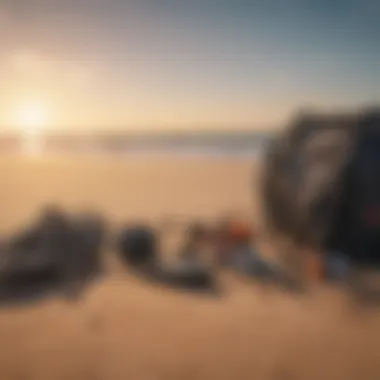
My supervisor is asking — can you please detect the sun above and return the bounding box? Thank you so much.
[14,101,48,135]
[12,100,50,155]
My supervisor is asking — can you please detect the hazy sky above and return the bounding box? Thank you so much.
[0,0,379,132]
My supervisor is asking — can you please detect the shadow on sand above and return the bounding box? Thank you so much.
[126,265,223,298]
[0,272,104,309]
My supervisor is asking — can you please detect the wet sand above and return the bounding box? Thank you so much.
[0,154,379,380]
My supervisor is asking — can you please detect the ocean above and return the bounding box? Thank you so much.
[0,131,272,158]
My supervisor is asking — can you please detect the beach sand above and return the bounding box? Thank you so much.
[0,154,379,380]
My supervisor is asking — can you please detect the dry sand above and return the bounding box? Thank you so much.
[0,154,379,380]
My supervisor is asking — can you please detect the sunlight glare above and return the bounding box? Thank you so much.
[15,101,48,134]
[14,100,49,155]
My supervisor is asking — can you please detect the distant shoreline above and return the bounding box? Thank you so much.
[0,131,271,157]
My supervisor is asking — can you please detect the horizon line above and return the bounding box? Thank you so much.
[0,125,278,137]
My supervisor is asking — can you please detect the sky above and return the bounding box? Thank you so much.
[0,0,379,132]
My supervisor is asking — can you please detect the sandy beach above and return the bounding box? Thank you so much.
[0,154,257,231]
[0,154,379,380]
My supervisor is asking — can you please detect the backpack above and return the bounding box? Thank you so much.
[261,108,380,267]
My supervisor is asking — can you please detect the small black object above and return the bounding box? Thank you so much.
[117,226,157,267]
[116,224,217,293]
[157,261,214,290]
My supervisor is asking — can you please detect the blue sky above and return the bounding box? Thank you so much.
[0,0,378,130]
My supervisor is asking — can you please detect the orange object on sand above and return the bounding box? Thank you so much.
[227,220,253,243]
[304,252,325,281]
